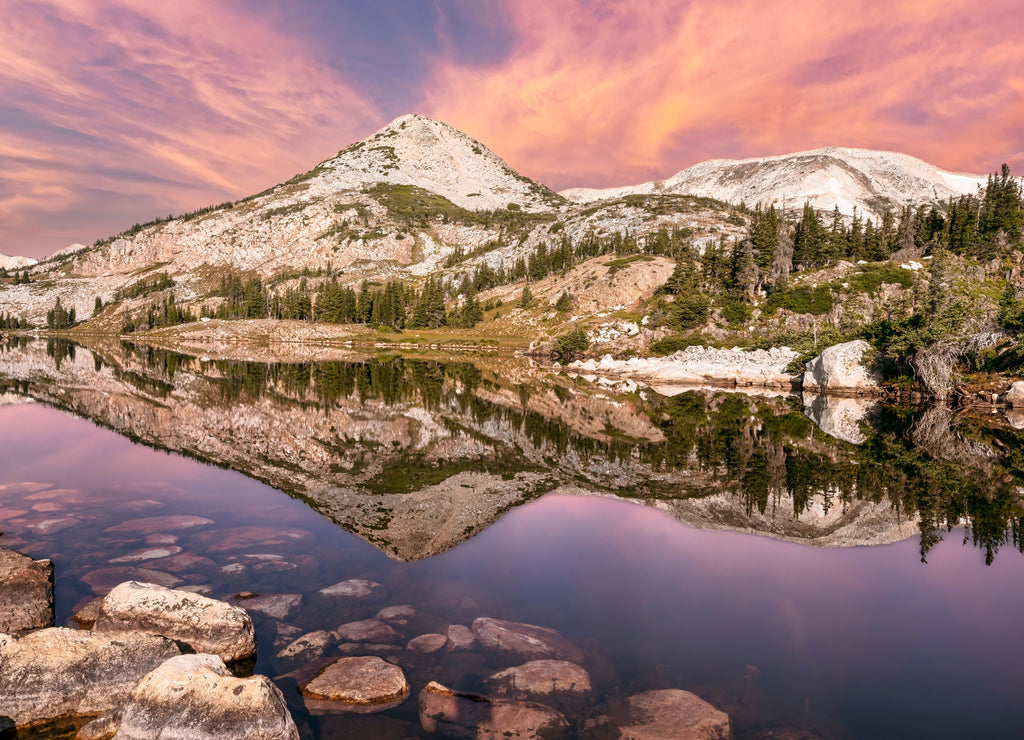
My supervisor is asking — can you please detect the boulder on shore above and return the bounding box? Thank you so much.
[93,581,256,665]
[114,653,299,739]
[472,617,584,663]
[0,627,180,727]
[1003,381,1024,408]
[802,340,879,394]
[419,681,568,739]
[0,546,54,633]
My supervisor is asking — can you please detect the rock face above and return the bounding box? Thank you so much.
[0,627,180,726]
[488,660,592,702]
[614,689,730,740]
[472,617,584,663]
[301,656,410,713]
[803,394,875,444]
[114,654,299,739]
[93,581,256,664]
[419,681,568,739]
[0,546,54,633]
[802,340,879,394]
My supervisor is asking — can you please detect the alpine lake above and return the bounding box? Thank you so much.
[1,336,1023,739]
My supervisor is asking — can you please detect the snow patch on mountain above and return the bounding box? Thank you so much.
[561,147,989,221]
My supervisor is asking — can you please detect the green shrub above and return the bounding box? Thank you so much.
[554,327,590,357]
[764,285,833,315]
[721,300,753,324]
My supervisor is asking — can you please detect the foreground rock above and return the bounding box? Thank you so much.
[419,681,568,739]
[114,654,299,739]
[93,581,256,664]
[802,340,879,394]
[301,656,410,713]
[488,660,592,703]
[472,617,584,663]
[0,546,54,632]
[0,627,180,726]
[613,689,730,740]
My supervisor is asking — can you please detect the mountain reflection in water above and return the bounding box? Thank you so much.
[1,336,1022,564]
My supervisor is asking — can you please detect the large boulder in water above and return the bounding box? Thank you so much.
[419,681,568,739]
[612,689,730,740]
[471,617,584,663]
[0,627,180,727]
[802,340,879,394]
[487,660,592,704]
[93,581,256,665]
[114,653,299,739]
[0,546,54,633]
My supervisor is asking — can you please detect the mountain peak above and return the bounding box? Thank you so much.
[303,114,562,211]
[563,147,988,220]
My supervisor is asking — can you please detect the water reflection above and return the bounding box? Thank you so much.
[1,337,1022,563]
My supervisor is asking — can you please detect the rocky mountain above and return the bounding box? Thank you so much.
[0,115,742,325]
[562,147,988,221]
[0,253,36,271]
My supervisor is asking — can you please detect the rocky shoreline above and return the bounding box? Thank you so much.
[1,544,741,739]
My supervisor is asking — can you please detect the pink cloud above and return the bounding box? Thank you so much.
[0,0,382,255]
[422,0,1024,189]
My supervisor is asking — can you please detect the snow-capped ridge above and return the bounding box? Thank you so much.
[0,253,37,270]
[561,146,990,221]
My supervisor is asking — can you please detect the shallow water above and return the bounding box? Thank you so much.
[1,339,1023,738]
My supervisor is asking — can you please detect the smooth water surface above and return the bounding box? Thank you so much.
[1,340,1023,738]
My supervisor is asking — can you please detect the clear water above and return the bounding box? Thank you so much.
[1,339,1023,738]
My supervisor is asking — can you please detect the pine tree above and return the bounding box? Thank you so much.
[519,283,533,308]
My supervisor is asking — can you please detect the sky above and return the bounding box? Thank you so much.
[1,0,1022,258]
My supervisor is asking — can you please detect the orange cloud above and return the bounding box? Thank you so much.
[0,0,381,255]
[423,0,1024,189]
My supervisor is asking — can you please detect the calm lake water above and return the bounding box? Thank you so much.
[1,338,1023,738]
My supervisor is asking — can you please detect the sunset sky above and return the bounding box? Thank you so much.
[2,0,1022,258]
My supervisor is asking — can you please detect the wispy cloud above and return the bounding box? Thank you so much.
[0,0,381,256]
[423,0,1024,189]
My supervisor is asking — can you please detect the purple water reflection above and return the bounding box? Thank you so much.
[2,401,1023,738]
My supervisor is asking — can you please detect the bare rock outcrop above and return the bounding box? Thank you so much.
[114,653,299,739]
[0,627,180,727]
[93,581,256,665]
[419,681,568,739]
[0,546,54,633]
[802,340,879,394]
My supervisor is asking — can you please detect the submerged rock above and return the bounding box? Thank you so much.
[335,618,402,644]
[0,546,54,633]
[0,627,180,726]
[613,689,730,740]
[472,617,584,663]
[233,593,302,621]
[93,581,256,665]
[277,630,335,664]
[446,623,476,652]
[376,604,415,625]
[82,567,183,594]
[115,654,299,739]
[301,656,410,713]
[407,632,448,654]
[487,660,592,702]
[418,681,568,739]
[320,578,386,600]
[802,340,879,394]
[103,515,213,536]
